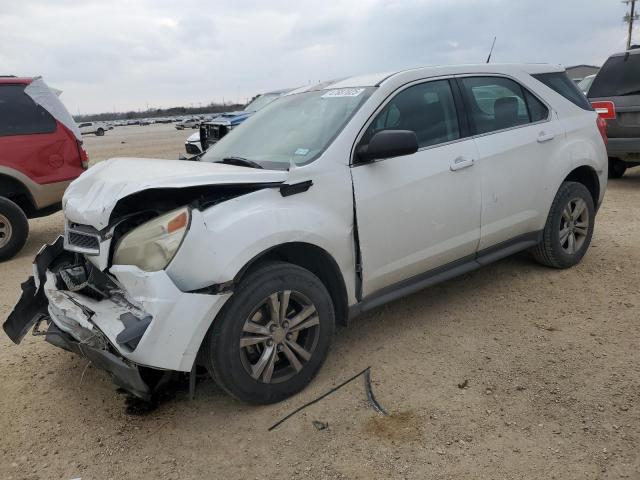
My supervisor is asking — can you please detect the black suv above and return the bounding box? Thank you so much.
[588,48,640,178]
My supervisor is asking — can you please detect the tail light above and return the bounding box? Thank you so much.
[596,116,608,145]
[591,101,616,120]
[77,140,89,169]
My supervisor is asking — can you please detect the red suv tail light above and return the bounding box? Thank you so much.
[591,101,616,120]
[77,140,89,169]
[596,116,608,145]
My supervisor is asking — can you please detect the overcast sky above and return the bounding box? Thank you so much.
[0,0,632,114]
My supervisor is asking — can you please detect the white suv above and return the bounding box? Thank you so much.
[77,122,107,136]
[4,64,607,404]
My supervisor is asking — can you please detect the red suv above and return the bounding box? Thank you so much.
[0,76,87,260]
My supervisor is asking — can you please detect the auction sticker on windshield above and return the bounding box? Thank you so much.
[321,88,365,98]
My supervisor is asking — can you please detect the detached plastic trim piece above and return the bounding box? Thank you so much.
[280,180,313,197]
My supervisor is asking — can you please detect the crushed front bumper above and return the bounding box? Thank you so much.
[3,236,231,399]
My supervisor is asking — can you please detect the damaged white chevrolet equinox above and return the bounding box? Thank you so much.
[4,64,607,404]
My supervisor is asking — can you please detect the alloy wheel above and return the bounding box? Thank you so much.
[559,197,589,255]
[239,290,320,384]
[0,214,12,249]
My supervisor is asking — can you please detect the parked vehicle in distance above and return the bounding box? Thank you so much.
[578,74,596,95]
[0,76,88,260]
[4,64,606,405]
[588,48,640,177]
[78,121,107,136]
[175,118,200,130]
[184,130,203,155]
[198,89,292,152]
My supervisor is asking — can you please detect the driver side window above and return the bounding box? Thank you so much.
[364,79,460,149]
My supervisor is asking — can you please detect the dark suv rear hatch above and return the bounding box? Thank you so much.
[588,49,640,140]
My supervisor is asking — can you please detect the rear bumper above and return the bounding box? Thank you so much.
[3,237,231,398]
[606,137,640,162]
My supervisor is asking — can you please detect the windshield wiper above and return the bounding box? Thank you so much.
[217,156,264,169]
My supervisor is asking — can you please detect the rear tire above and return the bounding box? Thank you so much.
[608,158,627,178]
[203,261,335,404]
[95,128,104,136]
[0,197,29,262]
[531,182,595,269]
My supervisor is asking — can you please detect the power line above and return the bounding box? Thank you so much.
[624,0,638,49]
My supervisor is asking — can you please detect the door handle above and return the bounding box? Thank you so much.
[537,131,555,143]
[450,156,475,171]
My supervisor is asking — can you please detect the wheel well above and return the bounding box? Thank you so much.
[0,174,35,215]
[563,166,599,206]
[236,243,349,326]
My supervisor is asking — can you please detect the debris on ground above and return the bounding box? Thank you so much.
[312,420,328,431]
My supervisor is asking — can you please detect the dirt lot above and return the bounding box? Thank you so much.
[1,125,639,479]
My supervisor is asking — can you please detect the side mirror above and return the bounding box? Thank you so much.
[356,130,418,163]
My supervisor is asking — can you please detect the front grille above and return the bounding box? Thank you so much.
[68,231,99,250]
[64,223,101,255]
[185,142,201,155]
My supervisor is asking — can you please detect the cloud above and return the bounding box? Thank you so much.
[0,0,631,113]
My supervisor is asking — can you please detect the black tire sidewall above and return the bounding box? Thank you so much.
[547,182,595,267]
[608,159,626,179]
[0,197,29,262]
[206,262,335,404]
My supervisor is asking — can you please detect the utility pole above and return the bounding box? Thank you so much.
[624,0,638,49]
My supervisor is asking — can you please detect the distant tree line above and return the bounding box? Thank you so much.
[73,101,246,122]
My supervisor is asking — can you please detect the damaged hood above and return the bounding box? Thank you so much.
[63,158,288,229]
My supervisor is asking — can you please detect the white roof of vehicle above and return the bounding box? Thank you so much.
[288,63,565,94]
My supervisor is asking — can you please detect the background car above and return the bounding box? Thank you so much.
[578,74,596,94]
[77,121,107,136]
[198,88,293,152]
[588,47,640,177]
[0,76,87,260]
[175,117,200,130]
[184,130,203,154]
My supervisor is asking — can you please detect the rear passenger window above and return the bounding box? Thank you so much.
[525,90,548,122]
[364,79,460,149]
[460,77,549,135]
[0,84,57,137]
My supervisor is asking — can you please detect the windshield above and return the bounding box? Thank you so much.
[202,87,374,169]
[244,93,281,112]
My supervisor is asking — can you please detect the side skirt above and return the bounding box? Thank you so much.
[348,231,541,319]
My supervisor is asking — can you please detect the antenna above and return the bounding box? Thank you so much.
[486,36,497,63]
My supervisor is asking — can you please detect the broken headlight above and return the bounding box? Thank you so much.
[113,207,190,272]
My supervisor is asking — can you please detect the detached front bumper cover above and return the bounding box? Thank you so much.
[2,237,153,400]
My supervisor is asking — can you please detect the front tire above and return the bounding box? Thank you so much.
[531,181,595,269]
[0,197,29,262]
[203,262,335,404]
[95,128,104,136]
[608,158,627,179]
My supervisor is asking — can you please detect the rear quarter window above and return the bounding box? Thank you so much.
[0,84,57,136]
[532,72,593,110]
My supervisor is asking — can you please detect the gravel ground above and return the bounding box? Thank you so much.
[1,125,639,479]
